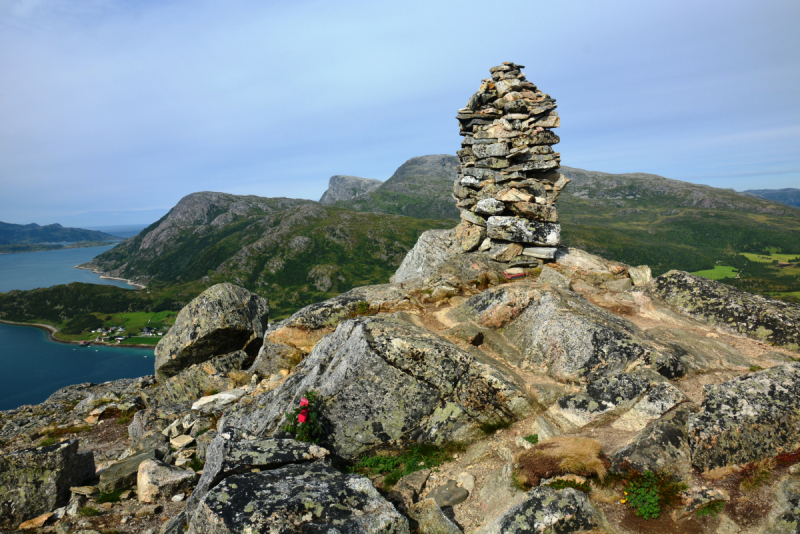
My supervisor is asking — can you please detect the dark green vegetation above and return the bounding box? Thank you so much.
[743,188,800,208]
[330,155,460,220]
[0,221,118,245]
[622,470,688,520]
[349,442,464,490]
[0,241,115,254]
[81,192,451,318]
[0,283,183,341]
[523,434,539,445]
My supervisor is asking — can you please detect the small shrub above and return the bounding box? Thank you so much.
[78,506,101,517]
[96,489,124,504]
[524,434,539,445]
[696,499,725,518]
[283,391,323,444]
[195,427,209,438]
[749,365,764,372]
[189,458,205,472]
[623,470,687,521]
[545,478,591,493]
[351,301,371,317]
[39,437,57,447]
[775,447,800,468]
[739,457,775,492]
[116,414,131,426]
[203,388,220,397]
[479,419,512,434]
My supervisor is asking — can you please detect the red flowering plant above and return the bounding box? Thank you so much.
[282,390,322,443]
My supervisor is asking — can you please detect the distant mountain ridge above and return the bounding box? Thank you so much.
[0,221,118,245]
[320,157,800,285]
[328,155,460,220]
[741,188,800,209]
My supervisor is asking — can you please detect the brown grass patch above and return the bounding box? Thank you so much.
[516,437,606,489]
[701,465,739,481]
[739,457,775,492]
[227,371,250,387]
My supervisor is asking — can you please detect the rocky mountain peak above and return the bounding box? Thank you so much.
[318,175,382,205]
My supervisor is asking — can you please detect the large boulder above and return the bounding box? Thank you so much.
[223,316,536,459]
[189,463,409,534]
[0,440,95,530]
[689,363,800,470]
[545,372,685,432]
[474,486,600,534]
[186,436,329,520]
[155,283,269,380]
[652,270,800,350]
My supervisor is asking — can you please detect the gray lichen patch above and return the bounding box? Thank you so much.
[689,362,800,470]
[190,463,409,533]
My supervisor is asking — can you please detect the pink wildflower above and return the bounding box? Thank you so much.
[300,398,309,407]
[298,408,309,424]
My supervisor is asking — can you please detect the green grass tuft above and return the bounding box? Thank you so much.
[350,442,465,490]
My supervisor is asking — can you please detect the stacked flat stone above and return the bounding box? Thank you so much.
[453,62,569,264]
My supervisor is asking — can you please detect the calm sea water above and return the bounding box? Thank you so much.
[0,322,154,410]
[0,245,134,292]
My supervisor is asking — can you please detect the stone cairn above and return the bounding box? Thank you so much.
[453,61,569,265]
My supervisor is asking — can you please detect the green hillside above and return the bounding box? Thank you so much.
[80,192,451,318]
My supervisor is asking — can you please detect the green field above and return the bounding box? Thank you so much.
[120,336,162,346]
[741,253,800,263]
[691,265,739,280]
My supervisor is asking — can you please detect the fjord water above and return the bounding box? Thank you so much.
[0,239,153,410]
[0,244,134,292]
[0,322,154,410]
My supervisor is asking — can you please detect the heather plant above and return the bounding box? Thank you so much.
[283,390,323,444]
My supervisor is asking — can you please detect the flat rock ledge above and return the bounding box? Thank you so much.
[189,463,409,534]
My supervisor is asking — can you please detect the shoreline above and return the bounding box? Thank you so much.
[0,319,156,349]
[73,265,146,289]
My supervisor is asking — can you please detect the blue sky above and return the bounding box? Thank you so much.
[1,0,798,227]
